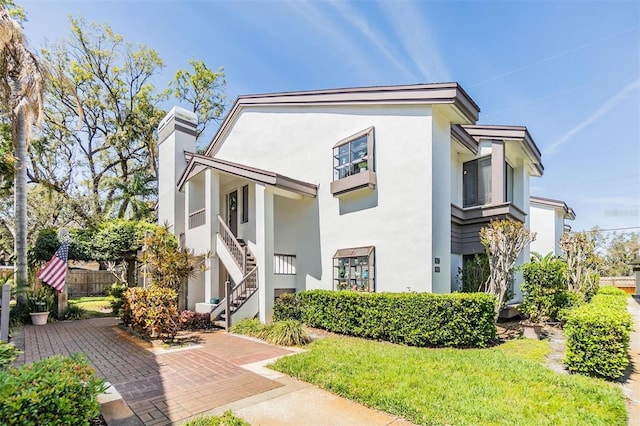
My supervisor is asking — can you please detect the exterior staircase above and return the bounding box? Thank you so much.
[211,216,260,329]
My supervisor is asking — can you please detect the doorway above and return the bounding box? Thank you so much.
[226,190,238,236]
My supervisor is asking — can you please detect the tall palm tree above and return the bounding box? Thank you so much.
[0,5,46,302]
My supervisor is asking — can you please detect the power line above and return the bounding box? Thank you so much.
[575,226,640,233]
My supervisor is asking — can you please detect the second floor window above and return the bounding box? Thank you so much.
[333,127,373,181]
[463,156,491,207]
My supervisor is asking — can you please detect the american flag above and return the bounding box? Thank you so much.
[37,240,69,292]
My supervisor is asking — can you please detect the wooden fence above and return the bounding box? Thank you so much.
[600,276,636,294]
[66,270,117,298]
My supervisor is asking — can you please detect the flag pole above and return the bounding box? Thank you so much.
[57,229,69,317]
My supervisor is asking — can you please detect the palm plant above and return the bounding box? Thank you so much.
[0,5,47,304]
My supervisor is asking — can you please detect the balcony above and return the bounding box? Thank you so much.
[188,208,206,229]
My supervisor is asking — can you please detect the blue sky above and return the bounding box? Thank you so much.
[20,0,640,233]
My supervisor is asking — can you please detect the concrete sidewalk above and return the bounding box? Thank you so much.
[13,318,412,425]
[624,296,640,426]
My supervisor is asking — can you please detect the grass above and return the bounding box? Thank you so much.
[183,410,249,426]
[68,296,115,318]
[269,336,626,426]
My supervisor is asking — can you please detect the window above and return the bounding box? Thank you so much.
[241,185,249,223]
[274,254,296,275]
[333,246,375,292]
[463,156,491,207]
[505,163,514,203]
[330,127,376,196]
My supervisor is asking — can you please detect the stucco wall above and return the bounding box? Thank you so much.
[529,204,559,256]
[215,105,438,293]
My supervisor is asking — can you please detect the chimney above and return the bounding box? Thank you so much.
[157,106,197,238]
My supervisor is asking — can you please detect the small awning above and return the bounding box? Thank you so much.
[333,246,374,258]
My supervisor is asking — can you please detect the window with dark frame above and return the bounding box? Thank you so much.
[463,156,492,208]
[241,185,249,223]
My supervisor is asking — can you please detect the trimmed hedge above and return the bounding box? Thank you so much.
[563,287,632,379]
[278,290,496,348]
[0,354,106,425]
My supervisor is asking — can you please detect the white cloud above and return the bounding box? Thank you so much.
[543,79,640,155]
[378,1,450,82]
[327,1,417,81]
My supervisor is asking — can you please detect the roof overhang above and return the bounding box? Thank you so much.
[451,124,478,154]
[461,125,544,176]
[178,152,318,198]
[530,196,576,220]
[205,83,481,156]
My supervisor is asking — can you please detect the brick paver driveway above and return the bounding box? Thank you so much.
[14,318,295,425]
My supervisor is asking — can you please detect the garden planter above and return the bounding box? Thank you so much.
[30,312,50,325]
[522,323,543,339]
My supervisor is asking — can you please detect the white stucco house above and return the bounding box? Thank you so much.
[529,196,576,257]
[157,83,546,325]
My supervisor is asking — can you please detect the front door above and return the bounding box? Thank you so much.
[227,190,238,236]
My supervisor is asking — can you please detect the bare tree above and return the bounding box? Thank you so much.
[480,219,535,318]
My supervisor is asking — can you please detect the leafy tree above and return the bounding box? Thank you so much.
[457,253,490,293]
[170,59,226,142]
[36,17,166,223]
[593,230,640,277]
[139,224,207,309]
[480,219,535,318]
[0,4,47,302]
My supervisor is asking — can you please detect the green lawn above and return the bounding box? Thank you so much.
[68,296,114,318]
[269,336,626,426]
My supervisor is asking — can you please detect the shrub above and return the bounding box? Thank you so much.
[108,282,128,316]
[0,354,106,425]
[563,287,631,380]
[520,254,569,323]
[260,320,310,346]
[0,341,20,369]
[121,287,182,340]
[180,310,215,330]
[63,304,89,320]
[596,286,627,296]
[457,253,490,292]
[230,318,264,337]
[294,290,496,348]
[183,410,249,426]
[273,292,301,321]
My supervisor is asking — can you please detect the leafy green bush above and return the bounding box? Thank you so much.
[0,341,20,369]
[563,287,631,379]
[0,354,106,425]
[520,253,569,323]
[230,318,264,337]
[108,282,128,315]
[180,310,215,330]
[62,304,89,320]
[596,286,627,296]
[273,292,301,321]
[260,320,310,346]
[121,287,182,340]
[283,290,496,348]
[457,253,489,292]
[183,410,249,426]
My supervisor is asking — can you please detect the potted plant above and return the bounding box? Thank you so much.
[28,287,55,325]
[359,160,368,172]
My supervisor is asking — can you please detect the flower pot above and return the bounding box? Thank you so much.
[30,312,50,326]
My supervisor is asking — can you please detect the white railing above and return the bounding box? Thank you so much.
[189,208,206,229]
[217,215,247,274]
[225,266,259,330]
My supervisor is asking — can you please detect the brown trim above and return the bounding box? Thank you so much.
[451,124,478,154]
[451,202,527,254]
[158,112,198,145]
[461,124,544,176]
[530,196,576,220]
[334,246,375,258]
[205,83,481,156]
[332,127,373,148]
[177,153,318,198]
